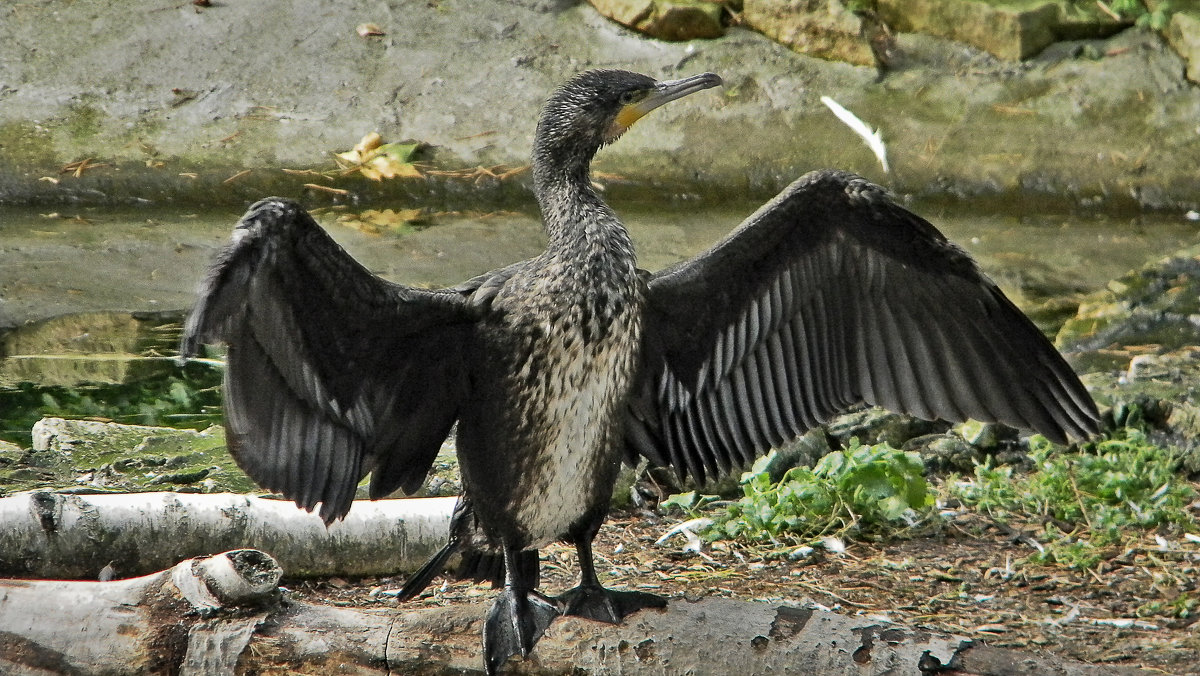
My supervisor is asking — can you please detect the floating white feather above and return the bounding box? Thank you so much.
[820,95,890,173]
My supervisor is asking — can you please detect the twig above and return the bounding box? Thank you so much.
[1095,0,1122,21]
[792,579,872,609]
[1067,471,1093,527]
[303,183,350,196]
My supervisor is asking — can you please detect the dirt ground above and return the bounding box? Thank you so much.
[283,507,1200,675]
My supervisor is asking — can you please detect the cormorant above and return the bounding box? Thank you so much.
[180,69,1099,673]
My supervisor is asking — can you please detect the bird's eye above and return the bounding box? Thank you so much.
[618,91,640,105]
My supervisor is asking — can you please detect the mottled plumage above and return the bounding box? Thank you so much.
[181,69,1098,674]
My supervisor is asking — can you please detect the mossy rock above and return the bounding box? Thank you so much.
[1083,348,1200,474]
[825,407,949,447]
[1168,10,1200,83]
[742,0,879,66]
[11,416,470,502]
[906,433,983,473]
[1056,243,1200,358]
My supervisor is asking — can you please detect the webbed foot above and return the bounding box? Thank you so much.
[482,587,562,674]
[558,584,667,624]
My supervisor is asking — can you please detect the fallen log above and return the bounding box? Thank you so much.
[0,548,280,675]
[0,491,455,578]
[0,549,1156,676]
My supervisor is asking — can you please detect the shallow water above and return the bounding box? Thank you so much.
[3,201,1195,331]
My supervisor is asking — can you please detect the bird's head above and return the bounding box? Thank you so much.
[533,69,722,180]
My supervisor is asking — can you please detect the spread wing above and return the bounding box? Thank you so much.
[625,170,1099,483]
[181,198,478,523]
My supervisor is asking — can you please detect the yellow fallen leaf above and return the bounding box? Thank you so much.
[367,155,422,179]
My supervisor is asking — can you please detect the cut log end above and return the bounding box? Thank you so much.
[195,548,283,605]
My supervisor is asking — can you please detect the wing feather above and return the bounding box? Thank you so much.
[729,368,762,464]
[746,348,782,448]
[749,346,786,447]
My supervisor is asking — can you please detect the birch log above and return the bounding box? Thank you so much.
[0,549,1157,676]
[0,491,455,578]
[0,548,280,675]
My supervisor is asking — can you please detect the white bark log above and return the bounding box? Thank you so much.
[0,491,455,578]
[0,548,280,675]
[0,549,1154,676]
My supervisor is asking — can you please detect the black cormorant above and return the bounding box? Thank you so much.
[180,69,1099,673]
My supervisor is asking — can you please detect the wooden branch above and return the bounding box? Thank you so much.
[0,549,1156,676]
[0,491,455,578]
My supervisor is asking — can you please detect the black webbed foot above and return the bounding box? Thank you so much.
[482,586,562,675]
[558,584,667,624]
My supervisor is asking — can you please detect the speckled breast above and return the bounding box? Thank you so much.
[461,258,644,549]
[511,314,640,545]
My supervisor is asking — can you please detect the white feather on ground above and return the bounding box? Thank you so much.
[820,95,890,173]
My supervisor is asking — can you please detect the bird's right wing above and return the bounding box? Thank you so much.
[181,198,477,523]
[626,171,1099,484]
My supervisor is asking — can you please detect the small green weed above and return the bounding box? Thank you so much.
[951,427,1197,570]
[1137,592,1198,620]
[659,490,722,515]
[707,439,936,543]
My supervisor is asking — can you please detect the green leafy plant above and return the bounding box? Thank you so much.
[659,490,722,515]
[709,439,936,543]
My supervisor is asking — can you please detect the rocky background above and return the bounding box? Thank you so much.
[1,0,1199,209]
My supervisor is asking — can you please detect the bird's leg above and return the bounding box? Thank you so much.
[558,529,667,623]
[482,544,561,675]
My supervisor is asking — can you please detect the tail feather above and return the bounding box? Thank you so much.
[395,540,459,602]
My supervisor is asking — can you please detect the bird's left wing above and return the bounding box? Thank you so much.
[181,198,477,523]
[625,170,1099,484]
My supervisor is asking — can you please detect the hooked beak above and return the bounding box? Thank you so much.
[607,72,723,141]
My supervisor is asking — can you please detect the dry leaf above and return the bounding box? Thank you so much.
[355,22,384,37]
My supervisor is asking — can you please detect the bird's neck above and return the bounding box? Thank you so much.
[533,152,633,267]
